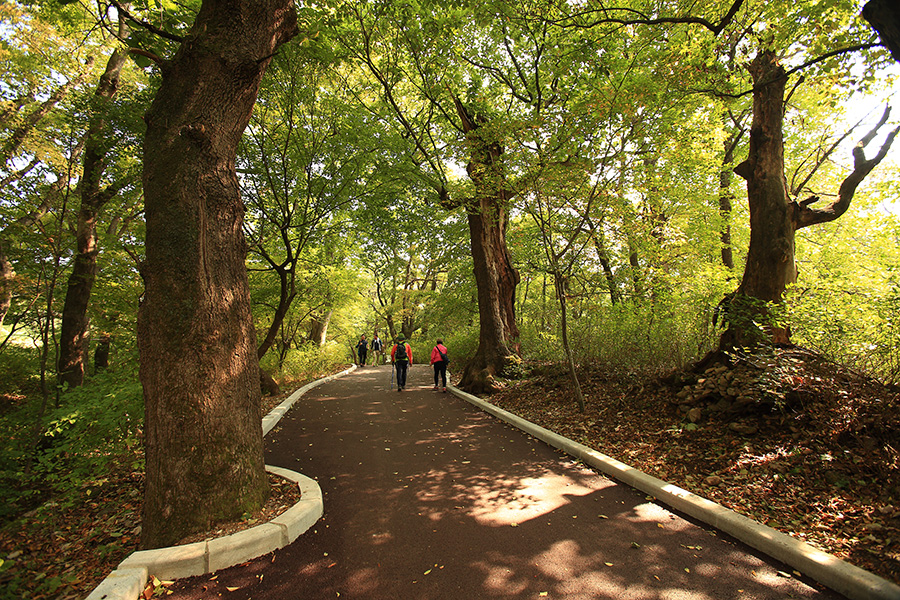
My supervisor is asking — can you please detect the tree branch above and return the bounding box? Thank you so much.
[796,105,899,229]
[108,0,185,43]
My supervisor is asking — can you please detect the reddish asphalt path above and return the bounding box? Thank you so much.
[167,365,845,600]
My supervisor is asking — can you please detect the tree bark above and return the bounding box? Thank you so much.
[308,308,333,347]
[138,0,297,549]
[864,0,900,63]
[723,50,794,348]
[59,40,129,388]
[452,98,520,394]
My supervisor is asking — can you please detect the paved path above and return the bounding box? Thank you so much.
[167,365,844,599]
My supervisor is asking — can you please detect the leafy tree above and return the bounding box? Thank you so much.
[722,46,898,349]
[241,43,373,364]
[59,11,142,388]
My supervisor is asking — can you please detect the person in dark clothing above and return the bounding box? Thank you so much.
[355,335,368,366]
[430,339,449,392]
[391,336,413,391]
[371,334,384,365]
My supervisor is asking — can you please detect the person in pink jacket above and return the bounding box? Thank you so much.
[430,339,449,392]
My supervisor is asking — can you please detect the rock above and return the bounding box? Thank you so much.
[710,398,731,413]
[705,475,722,486]
[728,422,758,435]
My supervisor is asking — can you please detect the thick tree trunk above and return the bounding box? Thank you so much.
[138,0,296,549]
[59,43,129,388]
[723,50,794,349]
[722,50,898,351]
[452,98,520,394]
[308,308,333,347]
[864,0,900,63]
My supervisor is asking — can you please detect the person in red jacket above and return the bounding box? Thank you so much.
[391,335,413,391]
[430,339,449,392]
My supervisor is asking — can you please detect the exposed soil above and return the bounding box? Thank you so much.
[1,350,898,600]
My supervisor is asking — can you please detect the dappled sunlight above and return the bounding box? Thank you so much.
[463,471,603,526]
[192,369,852,600]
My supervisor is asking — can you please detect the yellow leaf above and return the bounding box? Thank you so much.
[226,586,240,591]
[605,562,613,567]
[424,569,432,575]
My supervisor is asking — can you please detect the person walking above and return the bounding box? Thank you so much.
[355,335,368,367]
[391,335,413,391]
[430,339,449,392]
[371,333,384,365]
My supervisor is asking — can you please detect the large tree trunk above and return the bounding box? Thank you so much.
[453,98,520,394]
[138,0,297,549]
[308,308,333,347]
[59,40,129,388]
[864,0,900,63]
[722,50,794,348]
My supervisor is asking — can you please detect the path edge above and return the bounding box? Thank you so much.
[84,365,356,600]
[448,385,900,600]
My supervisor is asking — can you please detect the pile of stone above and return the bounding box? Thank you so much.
[670,360,800,434]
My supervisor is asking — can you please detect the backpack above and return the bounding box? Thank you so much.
[436,346,449,363]
[395,343,408,362]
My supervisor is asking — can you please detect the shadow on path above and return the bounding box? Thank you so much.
[167,365,845,599]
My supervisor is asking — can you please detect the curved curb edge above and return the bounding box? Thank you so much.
[85,365,356,600]
[447,385,900,600]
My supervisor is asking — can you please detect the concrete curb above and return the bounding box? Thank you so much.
[447,385,900,600]
[85,365,356,600]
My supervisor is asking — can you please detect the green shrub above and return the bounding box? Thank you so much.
[265,341,349,384]
[0,368,143,523]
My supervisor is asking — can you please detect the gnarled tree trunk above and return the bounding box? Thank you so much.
[453,98,520,394]
[138,0,297,549]
[722,50,795,348]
